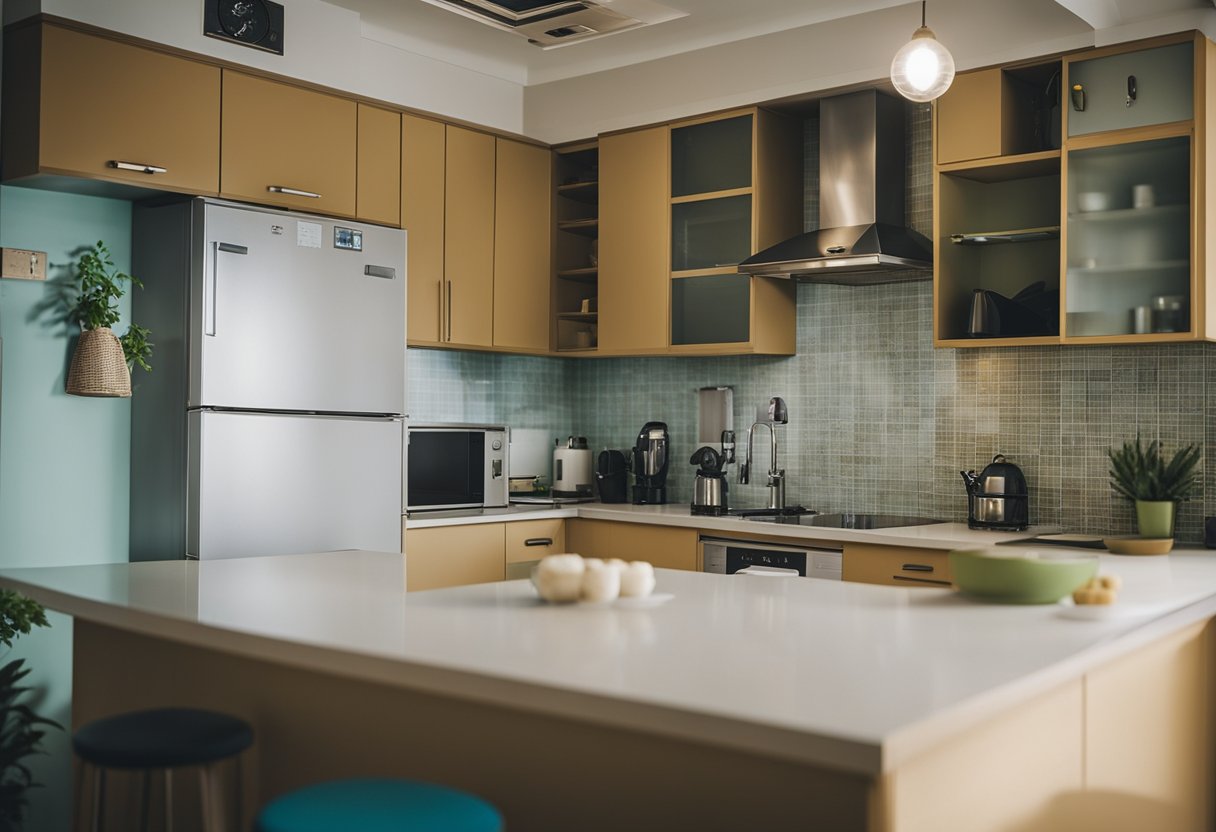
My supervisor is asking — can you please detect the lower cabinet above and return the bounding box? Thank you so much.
[842,544,952,587]
[404,523,505,592]
[566,519,699,571]
[505,518,566,580]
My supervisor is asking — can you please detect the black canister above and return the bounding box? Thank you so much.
[595,450,629,504]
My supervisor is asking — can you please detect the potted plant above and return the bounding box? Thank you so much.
[0,590,60,829]
[65,241,153,397]
[1108,435,1201,539]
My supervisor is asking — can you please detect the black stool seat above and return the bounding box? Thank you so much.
[73,708,254,769]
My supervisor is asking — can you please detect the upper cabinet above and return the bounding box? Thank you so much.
[357,105,402,227]
[221,71,358,218]
[403,115,447,346]
[494,138,552,352]
[667,109,801,355]
[553,142,602,353]
[934,32,1214,347]
[443,126,496,348]
[2,22,221,195]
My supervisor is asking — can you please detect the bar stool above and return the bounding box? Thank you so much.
[255,778,503,832]
[73,707,254,831]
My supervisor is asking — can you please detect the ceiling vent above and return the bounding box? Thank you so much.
[417,0,650,47]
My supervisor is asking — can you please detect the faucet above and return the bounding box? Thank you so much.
[739,397,788,511]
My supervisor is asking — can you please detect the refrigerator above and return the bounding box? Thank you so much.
[130,199,406,560]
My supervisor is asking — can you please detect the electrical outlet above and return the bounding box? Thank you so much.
[1,249,47,281]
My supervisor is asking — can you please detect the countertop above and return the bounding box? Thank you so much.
[408,502,1048,550]
[4,548,1216,777]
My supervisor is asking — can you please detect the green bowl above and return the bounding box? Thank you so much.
[949,548,1099,604]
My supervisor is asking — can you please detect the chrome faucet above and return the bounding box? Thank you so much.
[739,397,788,511]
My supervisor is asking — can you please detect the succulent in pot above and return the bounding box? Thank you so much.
[1107,435,1200,539]
[65,241,153,397]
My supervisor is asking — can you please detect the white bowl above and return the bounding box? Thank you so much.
[1077,192,1111,213]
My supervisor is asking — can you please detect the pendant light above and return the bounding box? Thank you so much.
[890,1,955,103]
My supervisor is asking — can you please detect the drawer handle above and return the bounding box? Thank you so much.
[892,576,951,587]
[110,160,167,175]
[525,538,554,547]
[268,186,321,199]
[902,563,935,573]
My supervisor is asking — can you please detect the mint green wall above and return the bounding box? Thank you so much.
[0,185,133,831]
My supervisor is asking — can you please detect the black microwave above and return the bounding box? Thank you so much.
[406,424,508,513]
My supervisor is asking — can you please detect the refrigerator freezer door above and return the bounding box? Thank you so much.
[189,410,403,559]
[193,203,405,414]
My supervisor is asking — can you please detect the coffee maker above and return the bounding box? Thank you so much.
[690,431,734,516]
[631,421,669,505]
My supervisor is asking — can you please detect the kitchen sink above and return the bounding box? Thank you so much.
[743,512,944,530]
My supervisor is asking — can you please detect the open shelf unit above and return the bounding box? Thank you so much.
[553,141,599,352]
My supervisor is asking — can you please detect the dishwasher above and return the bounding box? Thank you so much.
[701,536,842,580]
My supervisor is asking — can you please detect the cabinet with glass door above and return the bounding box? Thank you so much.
[667,108,802,355]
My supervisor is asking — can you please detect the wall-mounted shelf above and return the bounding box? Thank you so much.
[1068,203,1188,223]
[556,267,598,282]
[556,218,599,237]
[556,180,598,203]
[951,226,1060,245]
[553,141,600,353]
[556,312,598,322]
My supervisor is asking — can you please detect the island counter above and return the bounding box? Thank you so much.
[3,549,1214,831]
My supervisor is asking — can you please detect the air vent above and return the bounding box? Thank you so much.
[419,0,672,47]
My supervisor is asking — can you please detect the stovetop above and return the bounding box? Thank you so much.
[743,512,944,530]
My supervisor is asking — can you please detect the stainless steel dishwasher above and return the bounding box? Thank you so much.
[701,536,842,580]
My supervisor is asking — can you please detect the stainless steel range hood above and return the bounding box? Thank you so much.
[738,90,932,284]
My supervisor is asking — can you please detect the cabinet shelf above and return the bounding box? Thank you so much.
[557,267,598,283]
[557,218,598,237]
[938,150,1062,183]
[557,180,598,203]
[1067,259,1188,276]
[556,312,598,322]
[1068,203,1188,222]
[950,226,1060,245]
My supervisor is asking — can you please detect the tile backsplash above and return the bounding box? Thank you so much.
[407,102,1215,544]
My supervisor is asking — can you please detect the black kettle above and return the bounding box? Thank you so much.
[960,454,1029,531]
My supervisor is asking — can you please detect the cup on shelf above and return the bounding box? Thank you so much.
[1077,192,1111,213]
[1132,184,1155,209]
[1132,306,1153,334]
[575,329,593,348]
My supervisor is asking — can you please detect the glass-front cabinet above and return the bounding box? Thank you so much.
[667,109,801,353]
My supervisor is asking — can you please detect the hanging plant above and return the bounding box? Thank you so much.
[64,241,153,397]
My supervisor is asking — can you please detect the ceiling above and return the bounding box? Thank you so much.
[329,0,1216,87]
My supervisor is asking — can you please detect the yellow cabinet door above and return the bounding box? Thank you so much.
[221,70,357,217]
[935,68,1017,165]
[402,115,446,345]
[566,519,697,571]
[493,139,552,352]
[598,127,669,354]
[444,126,496,347]
[841,543,952,587]
[405,524,505,591]
[5,23,220,194]
[357,105,401,227]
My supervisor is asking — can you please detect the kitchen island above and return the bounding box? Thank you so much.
[4,549,1214,831]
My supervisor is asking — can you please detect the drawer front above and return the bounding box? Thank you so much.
[404,523,504,592]
[505,519,566,565]
[567,519,698,571]
[1068,42,1193,137]
[842,544,952,587]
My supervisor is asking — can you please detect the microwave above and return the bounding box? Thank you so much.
[406,423,508,513]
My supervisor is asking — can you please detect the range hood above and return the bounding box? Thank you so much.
[738,90,932,284]
[418,0,644,47]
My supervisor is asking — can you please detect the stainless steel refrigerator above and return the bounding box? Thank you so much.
[130,199,406,560]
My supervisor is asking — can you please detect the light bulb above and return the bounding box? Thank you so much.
[891,25,955,102]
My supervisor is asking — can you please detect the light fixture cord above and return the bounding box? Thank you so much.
[921,0,926,27]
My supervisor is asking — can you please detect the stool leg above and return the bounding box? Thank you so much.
[232,755,243,832]
[138,770,151,832]
[164,769,173,832]
[91,767,105,832]
[198,766,213,832]
[72,758,86,832]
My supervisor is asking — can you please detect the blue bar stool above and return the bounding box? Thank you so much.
[73,707,254,832]
[255,778,504,832]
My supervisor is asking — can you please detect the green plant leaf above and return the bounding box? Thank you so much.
[1108,433,1202,502]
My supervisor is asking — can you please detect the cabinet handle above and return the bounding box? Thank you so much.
[892,575,951,587]
[901,563,935,573]
[267,186,321,199]
[437,279,444,342]
[525,538,554,547]
[109,160,167,175]
[446,282,452,342]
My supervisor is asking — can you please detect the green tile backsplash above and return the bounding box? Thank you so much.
[408,102,1215,543]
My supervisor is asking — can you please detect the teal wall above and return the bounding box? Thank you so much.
[0,185,133,831]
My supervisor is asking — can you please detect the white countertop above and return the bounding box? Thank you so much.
[409,502,1047,549]
[5,548,1216,777]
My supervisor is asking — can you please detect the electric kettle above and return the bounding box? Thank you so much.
[960,454,1029,531]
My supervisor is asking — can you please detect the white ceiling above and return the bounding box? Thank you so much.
[328,0,1216,87]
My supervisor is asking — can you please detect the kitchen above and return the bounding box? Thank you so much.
[1,0,1216,830]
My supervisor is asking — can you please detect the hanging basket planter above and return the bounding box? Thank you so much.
[66,327,131,398]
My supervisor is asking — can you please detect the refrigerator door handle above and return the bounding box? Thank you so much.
[207,242,249,336]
